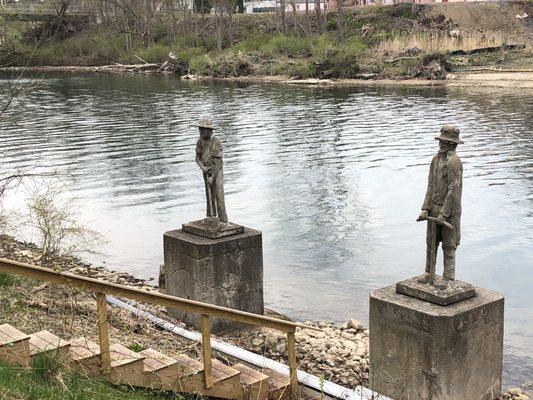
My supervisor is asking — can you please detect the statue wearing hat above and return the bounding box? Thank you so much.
[195,118,228,226]
[417,125,464,285]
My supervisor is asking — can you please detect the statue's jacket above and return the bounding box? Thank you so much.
[422,149,463,246]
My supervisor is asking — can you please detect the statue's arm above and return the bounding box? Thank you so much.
[422,157,436,210]
[210,157,222,178]
[195,140,208,173]
[209,138,223,179]
[441,157,462,218]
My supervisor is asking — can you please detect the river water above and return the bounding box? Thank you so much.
[1,73,532,386]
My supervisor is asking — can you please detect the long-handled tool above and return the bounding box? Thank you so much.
[206,175,215,217]
[417,216,454,230]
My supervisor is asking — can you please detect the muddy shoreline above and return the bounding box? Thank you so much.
[2,65,532,89]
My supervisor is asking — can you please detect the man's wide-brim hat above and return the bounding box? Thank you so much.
[195,118,215,130]
[435,124,463,144]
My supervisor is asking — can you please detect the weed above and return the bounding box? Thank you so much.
[0,272,17,287]
[128,343,146,352]
[31,352,64,384]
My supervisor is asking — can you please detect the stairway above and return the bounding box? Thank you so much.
[0,323,290,400]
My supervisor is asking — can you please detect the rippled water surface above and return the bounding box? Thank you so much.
[1,73,532,385]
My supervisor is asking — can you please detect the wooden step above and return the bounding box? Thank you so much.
[232,363,270,400]
[140,348,180,388]
[106,343,145,386]
[264,369,291,400]
[29,331,70,361]
[159,354,243,399]
[69,337,101,377]
[0,324,31,367]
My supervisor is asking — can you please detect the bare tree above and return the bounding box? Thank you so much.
[280,0,287,33]
[337,0,343,36]
[25,184,105,268]
[315,0,322,34]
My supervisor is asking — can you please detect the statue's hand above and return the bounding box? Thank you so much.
[435,214,446,225]
[417,210,429,222]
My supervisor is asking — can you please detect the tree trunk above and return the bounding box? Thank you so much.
[337,0,343,36]
[280,0,286,33]
[305,0,310,33]
[315,0,321,34]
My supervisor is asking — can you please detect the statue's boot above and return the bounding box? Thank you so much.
[443,247,456,281]
[417,273,436,285]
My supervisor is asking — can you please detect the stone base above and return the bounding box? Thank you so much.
[182,218,244,239]
[396,274,476,305]
[369,285,504,400]
[162,227,264,334]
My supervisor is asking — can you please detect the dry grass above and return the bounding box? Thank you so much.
[375,31,530,55]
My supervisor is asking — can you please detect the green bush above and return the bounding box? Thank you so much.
[133,43,173,64]
[189,54,211,75]
[271,59,316,78]
[312,35,336,59]
[233,35,267,53]
[326,19,338,31]
[260,35,313,57]
[0,272,17,287]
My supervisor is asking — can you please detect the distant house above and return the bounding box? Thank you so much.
[243,0,328,14]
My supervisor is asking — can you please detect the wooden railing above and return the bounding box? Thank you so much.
[0,257,316,398]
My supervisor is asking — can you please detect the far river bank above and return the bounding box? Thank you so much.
[2,65,533,89]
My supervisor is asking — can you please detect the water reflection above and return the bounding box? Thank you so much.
[0,73,532,385]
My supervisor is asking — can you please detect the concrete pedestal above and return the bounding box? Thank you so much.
[369,285,504,400]
[162,227,264,334]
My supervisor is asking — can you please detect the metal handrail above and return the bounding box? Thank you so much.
[0,257,312,397]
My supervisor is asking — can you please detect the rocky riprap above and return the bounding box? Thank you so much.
[230,319,370,388]
[501,387,532,400]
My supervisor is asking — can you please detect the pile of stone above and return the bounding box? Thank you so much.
[502,388,531,400]
[231,319,370,388]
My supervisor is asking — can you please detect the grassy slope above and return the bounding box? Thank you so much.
[0,271,188,399]
[0,358,179,400]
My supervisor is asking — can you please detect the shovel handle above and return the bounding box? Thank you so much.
[417,216,454,230]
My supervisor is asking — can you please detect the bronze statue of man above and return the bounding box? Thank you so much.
[417,125,463,285]
[195,118,228,226]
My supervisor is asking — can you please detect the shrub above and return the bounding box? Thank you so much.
[133,43,173,64]
[0,272,17,287]
[260,35,313,57]
[312,35,336,59]
[326,19,338,32]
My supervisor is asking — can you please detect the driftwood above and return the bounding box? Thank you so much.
[447,44,525,56]
[95,63,159,73]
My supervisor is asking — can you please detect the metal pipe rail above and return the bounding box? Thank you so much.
[0,257,317,397]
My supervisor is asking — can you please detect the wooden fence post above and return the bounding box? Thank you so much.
[201,314,214,388]
[287,329,299,399]
[96,292,111,374]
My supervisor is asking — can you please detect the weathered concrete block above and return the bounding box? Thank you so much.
[162,227,264,334]
[369,285,504,400]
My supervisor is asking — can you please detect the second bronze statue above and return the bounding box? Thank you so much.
[417,124,464,285]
